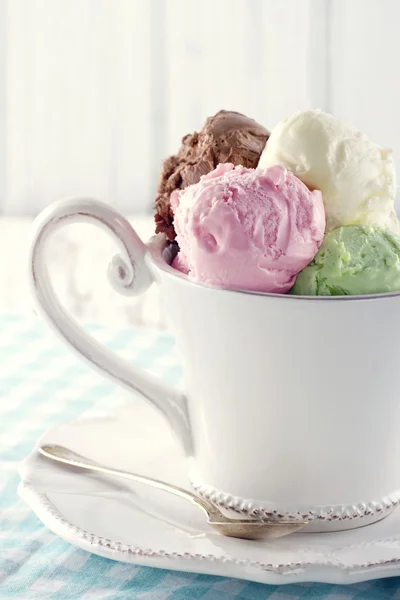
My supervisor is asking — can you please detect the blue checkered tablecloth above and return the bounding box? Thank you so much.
[1,314,400,599]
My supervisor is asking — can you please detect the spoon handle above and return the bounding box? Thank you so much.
[39,444,220,518]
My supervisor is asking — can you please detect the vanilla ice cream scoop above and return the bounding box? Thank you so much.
[259,109,398,232]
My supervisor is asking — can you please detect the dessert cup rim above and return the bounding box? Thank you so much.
[147,235,400,302]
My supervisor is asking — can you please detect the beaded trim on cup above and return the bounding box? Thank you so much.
[190,479,400,522]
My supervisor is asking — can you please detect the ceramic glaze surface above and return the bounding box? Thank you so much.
[18,412,400,585]
[29,198,400,531]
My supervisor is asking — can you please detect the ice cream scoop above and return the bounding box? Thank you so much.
[259,110,398,233]
[171,164,325,293]
[155,110,269,241]
[291,225,400,296]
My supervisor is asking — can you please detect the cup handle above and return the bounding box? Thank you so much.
[29,198,192,455]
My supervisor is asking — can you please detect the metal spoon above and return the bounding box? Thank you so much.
[39,444,308,540]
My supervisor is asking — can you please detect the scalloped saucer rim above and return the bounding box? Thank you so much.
[17,406,400,586]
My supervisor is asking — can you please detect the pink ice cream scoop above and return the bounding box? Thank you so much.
[171,163,325,293]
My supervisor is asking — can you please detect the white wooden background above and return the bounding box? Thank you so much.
[1,0,400,216]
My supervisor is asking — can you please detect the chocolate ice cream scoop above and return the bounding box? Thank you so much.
[154,110,270,240]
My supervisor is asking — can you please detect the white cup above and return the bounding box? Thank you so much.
[30,198,400,532]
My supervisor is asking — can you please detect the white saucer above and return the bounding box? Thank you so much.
[18,402,400,586]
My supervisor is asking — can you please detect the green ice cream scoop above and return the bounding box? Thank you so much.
[291,225,400,296]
